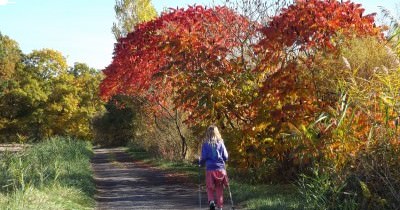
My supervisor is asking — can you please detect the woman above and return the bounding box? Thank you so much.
[200,125,229,210]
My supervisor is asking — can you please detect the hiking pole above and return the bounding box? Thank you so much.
[227,182,234,210]
[227,175,235,210]
[198,157,202,209]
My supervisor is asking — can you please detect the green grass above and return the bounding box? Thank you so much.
[0,136,95,210]
[126,147,199,184]
[126,146,303,210]
[229,182,302,209]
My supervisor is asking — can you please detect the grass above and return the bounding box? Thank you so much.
[0,136,95,210]
[126,147,199,176]
[126,146,303,210]
[229,182,302,209]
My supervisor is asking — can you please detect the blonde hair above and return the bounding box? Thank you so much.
[205,125,223,145]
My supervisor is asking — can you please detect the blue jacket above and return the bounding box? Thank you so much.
[200,141,228,171]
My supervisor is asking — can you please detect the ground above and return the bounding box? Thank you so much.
[0,144,27,152]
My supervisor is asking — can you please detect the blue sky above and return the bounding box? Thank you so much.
[0,0,398,70]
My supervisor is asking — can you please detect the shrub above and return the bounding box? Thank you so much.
[298,167,358,210]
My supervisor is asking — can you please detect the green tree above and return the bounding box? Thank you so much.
[111,0,157,39]
[67,62,104,140]
[0,33,22,95]
[23,49,68,81]
[0,49,51,142]
[0,32,21,81]
[0,33,23,140]
[20,49,68,139]
[39,62,103,140]
[93,95,136,147]
[0,47,104,142]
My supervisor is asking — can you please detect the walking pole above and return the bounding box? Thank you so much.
[227,181,235,210]
[226,169,235,210]
[198,157,202,209]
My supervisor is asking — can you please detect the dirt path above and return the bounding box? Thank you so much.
[92,148,233,210]
[0,144,29,152]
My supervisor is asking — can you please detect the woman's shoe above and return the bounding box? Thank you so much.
[209,200,216,210]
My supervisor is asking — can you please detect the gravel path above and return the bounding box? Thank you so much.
[92,148,229,210]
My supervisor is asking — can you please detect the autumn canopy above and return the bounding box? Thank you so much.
[100,6,251,111]
[100,0,379,115]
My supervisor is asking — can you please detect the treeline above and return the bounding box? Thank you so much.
[0,33,103,142]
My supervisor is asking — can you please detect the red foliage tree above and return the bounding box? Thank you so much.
[252,0,381,130]
[256,0,381,63]
[238,0,383,174]
[100,5,253,123]
[252,0,382,131]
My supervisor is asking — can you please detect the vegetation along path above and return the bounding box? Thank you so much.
[92,148,234,210]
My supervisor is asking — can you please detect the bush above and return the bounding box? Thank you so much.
[350,139,400,209]
[298,167,358,210]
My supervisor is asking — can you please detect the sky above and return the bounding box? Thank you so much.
[0,0,398,70]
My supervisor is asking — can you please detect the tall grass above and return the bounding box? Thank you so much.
[0,136,94,209]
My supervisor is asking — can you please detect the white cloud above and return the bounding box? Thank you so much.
[0,0,15,6]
